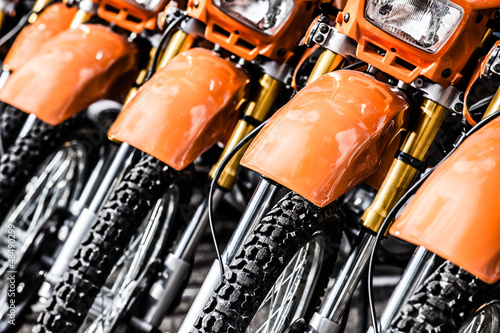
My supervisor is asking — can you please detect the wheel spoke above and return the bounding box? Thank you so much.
[248,237,325,333]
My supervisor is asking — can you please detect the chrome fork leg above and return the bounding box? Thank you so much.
[308,236,440,333]
[0,69,11,90]
[308,231,377,333]
[178,178,280,333]
[378,246,439,332]
[17,113,38,139]
[141,188,226,327]
[38,143,136,302]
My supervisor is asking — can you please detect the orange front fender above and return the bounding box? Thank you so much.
[108,48,249,170]
[241,70,409,207]
[390,116,500,284]
[4,3,78,71]
[0,24,138,125]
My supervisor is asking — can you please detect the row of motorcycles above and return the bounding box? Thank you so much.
[0,0,496,331]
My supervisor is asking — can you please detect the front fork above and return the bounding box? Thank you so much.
[178,178,281,333]
[307,98,448,333]
[36,28,193,302]
[128,73,282,329]
[37,142,137,302]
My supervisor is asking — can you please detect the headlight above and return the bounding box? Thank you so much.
[213,0,295,36]
[132,0,162,11]
[365,0,463,53]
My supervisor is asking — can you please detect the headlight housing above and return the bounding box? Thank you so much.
[365,0,463,53]
[213,0,295,36]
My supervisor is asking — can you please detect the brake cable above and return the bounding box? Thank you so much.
[0,0,61,49]
[367,110,500,333]
[144,13,187,82]
[208,120,269,282]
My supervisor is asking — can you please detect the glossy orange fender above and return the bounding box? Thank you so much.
[108,48,249,171]
[241,70,409,207]
[390,116,500,284]
[4,3,78,71]
[0,24,138,125]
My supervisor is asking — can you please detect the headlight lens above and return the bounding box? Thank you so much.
[365,0,463,53]
[132,0,162,11]
[213,0,295,36]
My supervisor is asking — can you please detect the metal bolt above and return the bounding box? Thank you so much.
[414,77,425,88]
[442,68,452,78]
[314,35,324,43]
[319,24,329,33]
[344,13,350,23]
[193,1,199,7]
[494,63,500,72]
[454,102,463,112]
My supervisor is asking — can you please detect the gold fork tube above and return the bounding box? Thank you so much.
[0,11,6,32]
[157,30,192,69]
[70,9,93,29]
[122,47,159,105]
[307,49,344,85]
[209,74,281,189]
[361,99,448,232]
[477,27,493,49]
[28,0,54,23]
[483,87,500,119]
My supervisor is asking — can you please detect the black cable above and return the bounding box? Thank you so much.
[144,13,187,82]
[208,120,269,282]
[0,10,32,48]
[341,60,367,71]
[367,109,500,333]
[0,0,60,48]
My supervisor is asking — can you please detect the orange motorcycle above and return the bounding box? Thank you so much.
[190,0,500,332]
[31,0,339,330]
[0,0,174,328]
[0,0,79,150]
[370,41,500,333]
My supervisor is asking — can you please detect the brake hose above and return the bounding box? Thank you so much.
[144,13,187,82]
[208,120,268,282]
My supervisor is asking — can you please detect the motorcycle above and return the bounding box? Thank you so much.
[0,0,176,328]
[33,0,338,330]
[0,0,79,150]
[376,39,500,333]
[188,0,499,332]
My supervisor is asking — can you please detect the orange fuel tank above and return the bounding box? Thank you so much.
[108,48,249,170]
[390,115,500,284]
[0,24,138,125]
[241,70,409,207]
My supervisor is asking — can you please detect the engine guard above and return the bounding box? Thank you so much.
[0,24,138,125]
[390,115,500,284]
[241,70,409,207]
[107,48,249,171]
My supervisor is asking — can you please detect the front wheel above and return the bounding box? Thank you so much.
[196,192,344,333]
[458,300,500,333]
[0,115,82,222]
[35,154,190,333]
[0,103,29,152]
[389,260,487,333]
